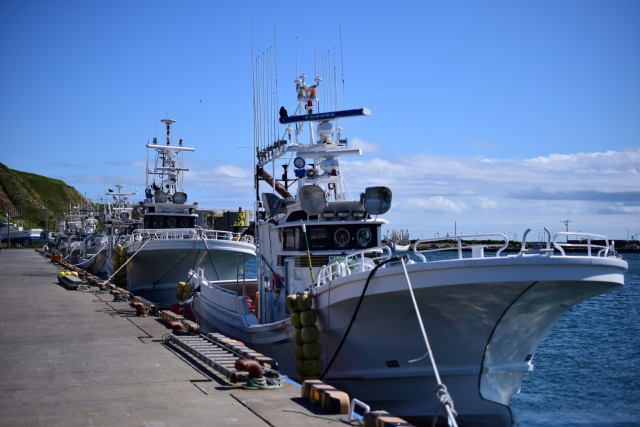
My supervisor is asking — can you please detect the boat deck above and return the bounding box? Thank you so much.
[0,249,346,427]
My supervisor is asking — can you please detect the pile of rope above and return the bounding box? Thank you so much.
[243,367,284,390]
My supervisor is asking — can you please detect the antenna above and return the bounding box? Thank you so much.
[104,167,107,201]
[339,23,348,138]
[263,52,267,153]
[251,16,258,200]
[269,46,272,149]
[273,22,279,138]
[296,37,298,78]
[334,47,338,112]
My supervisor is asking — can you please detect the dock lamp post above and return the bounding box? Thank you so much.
[624,227,629,241]
[5,212,9,249]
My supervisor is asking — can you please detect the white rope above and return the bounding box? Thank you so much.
[242,368,284,390]
[400,258,458,427]
[70,242,109,267]
[107,237,152,282]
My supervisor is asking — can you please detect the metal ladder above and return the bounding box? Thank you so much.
[165,333,277,383]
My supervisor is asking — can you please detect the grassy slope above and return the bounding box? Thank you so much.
[0,162,87,229]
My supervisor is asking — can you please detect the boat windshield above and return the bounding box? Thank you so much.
[282,224,378,251]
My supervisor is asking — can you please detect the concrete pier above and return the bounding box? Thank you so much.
[0,250,344,426]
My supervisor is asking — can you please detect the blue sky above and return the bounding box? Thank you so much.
[1,0,639,241]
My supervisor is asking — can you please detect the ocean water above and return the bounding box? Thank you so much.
[509,252,640,426]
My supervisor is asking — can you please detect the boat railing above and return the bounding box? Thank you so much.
[208,280,238,297]
[552,232,613,257]
[199,229,234,241]
[413,233,509,261]
[412,228,615,260]
[313,246,392,287]
[128,228,197,242]
[198,228,254,245]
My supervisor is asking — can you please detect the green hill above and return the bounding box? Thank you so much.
[0,162,88,230]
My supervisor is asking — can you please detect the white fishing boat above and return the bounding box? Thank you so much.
[1,220,42,245]
[53,207,88,263]
[122,118,255,305]
[189,72,627,426]
[77,185,138,275]
[386,229,410,251]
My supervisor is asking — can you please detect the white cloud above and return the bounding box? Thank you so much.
[349,137,385,153]
[336,147,640,239]
[477,197,499,209]
[214,164,250,179]
[407,196,468,213]
[57,145,640,239]
[523,149,640,174]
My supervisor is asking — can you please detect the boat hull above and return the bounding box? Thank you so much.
[125,238,255,305]
[79,250,108,275]
[1,229,43,245]
[191,254,626,426]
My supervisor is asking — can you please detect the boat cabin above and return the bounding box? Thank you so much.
[141,203,198,229]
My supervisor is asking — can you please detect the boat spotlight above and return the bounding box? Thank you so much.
[337,209,350,219]
[298,185,327,215]
[363,187,392,215]
[321,210,335,219]
[261,193,286,217]
[154,190,168,203]
[173,192,188,204]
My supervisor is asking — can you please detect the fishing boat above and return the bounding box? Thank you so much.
[121,118,255,305]
[52,207,88,263]
[386,229,410,251]
[76,185,138,275]
[1,220,42,245]
[189,73,627,426]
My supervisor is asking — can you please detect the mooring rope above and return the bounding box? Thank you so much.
[107,237,152,283]
[200,233,221,280]
[151,236,199,285]
[399,257,458,427]
[70,242,108,267]
[320,256,399,381]
[243,368,285,390]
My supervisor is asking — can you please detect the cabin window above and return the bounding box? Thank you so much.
[308,227,327,249]
[282,224,379,251]
[282,227,303,251]
[167,217,177,228]
[152,216,164,228]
